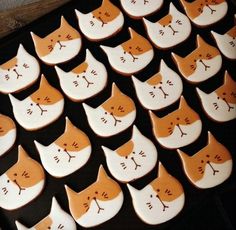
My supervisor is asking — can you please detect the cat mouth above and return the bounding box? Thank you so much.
[82,76,94,88]
[168,25,178,36]
[222,98,234,112]
[110,113,122,126]
[13,69,22,79]
[131,157,141,170]
[207,161,219,175]
[36,103,47,116]
[199,60,210,71]
[98,17,107,27]
[93,197,105,214]
[159,86,169,99]
[206,4,216,14]
[156,195,169,212]
[64,149,76,162]
[127,51,139,62]
[57,41,66,50]
[13,179,25,195]
[176,124,187,137]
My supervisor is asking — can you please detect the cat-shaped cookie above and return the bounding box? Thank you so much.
[100,27,154,75]
[0,114,16,157]
[132,59,183,110]
[211,24,236,60]
[31,16,81,65]
[179,0,228,27]
[102,125,157,183]
[0,145,45,210]
[120,0,163,18]
[34,117,91,178]
[75,0,124,41]
[127,162,185,225]
[196,71,236,122]
[9,74,64,130]
[55,49,107,101]
[172,35,222,83]
[65,165,123,227]
[0,44,40,94]
[143,3,191,49]
[83,83,136,137]
[178,132,233,189]
[149,96,202,149]
[15,197,76,230]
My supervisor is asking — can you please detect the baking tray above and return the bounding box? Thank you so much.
[0,0,236,229]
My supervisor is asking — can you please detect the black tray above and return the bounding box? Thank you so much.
[0,0,236,229]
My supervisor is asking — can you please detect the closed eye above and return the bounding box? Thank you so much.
[213,102,219,110]
[159,30,164,36]
[136,46,143,52]
[176,20,182,25]
[91,69,97,76]
[120,162,127,170]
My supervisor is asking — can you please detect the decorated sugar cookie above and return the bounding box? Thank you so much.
[9,74,64,131]
[196,71,236,122]
[211,25,236,60]
[179,0,228,27]
[0,44,40,94]
[149,96,202,149]
[0,114,16,157]
[178,132,233,189]
[132,59,183,110]
[0,145,45,210]
[120,0,163,18]
[65,165,124,228]
[100,27,154,76]
[127,162,185,225]
[31,16,81,65]
[34,117,91,178]
[55,49,107,101]
[83,83,136,137]
[75,0,124,41]
[102,125,157,183]
[15,197,76,230]
[143,3,191,49]
[172,35,222,83]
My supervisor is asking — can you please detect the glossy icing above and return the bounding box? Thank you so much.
[55,49,107,101]
[100,27,154,75]
[132,59,183,110]
[143,3,191,49]
[9,74,64,131]
[102,125,157,182]
[0,44,40,94]
[65,165,123,227]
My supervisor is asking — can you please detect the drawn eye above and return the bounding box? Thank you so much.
[58,149,61,152]
[105,112,107,115]
[169,21,171,23]
[217,97,220,100]
[150,194,153,198]
[64,143,67,146]
[15,64,18,67]
[37,98,40,101]
[7,180,10,183]
[30,103,33,106]
[201,160,204,163]
[157,189,160,192]
[14,173,17,176]
[58,34,61,37]
[160,81,162,84]
[199,54,202,57]
[95,191,98,194]
[87,196,90,200]
[111,106,114,110]
[170,122,173,125]
[129,46,132,49]
[8,69,10,72]
[99,11,101,14]
[132,151,135,154]
[163,25,165,28]
[223,92,226,95]
[206,155,210,158]
[153,86,156,89]
[176,117,180,120]
[50,39,53,42]
[125,156,128,159]
[194,59,197,62]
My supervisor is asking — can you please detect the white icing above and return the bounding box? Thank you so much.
[100,45,153,75]
[132,60,183,110]
[55,49,107,101]
[83,103,136,137]
[102,125,157,182]
[76,192,123,228]
[0,129,16,157]
[0,44,40,94]
[192,3,228,26]
[156,120,202,149]
[75,10,124,40]
[120,0,163,18]
[15,197,76,230]
[196,89,236,122]
[0,173,44,210]
[143,3,191,49]
[127,184,184,225]
[9,95,64,131]
[211,29,236,60]
[195,160,233,189]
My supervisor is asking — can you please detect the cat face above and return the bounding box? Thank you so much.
[100,27,154,75]
[172,35,222,83]
[120,0,163,18]
[76,0,124,40]
[143,3,191,49]
[196,71,236,122]
[211,25,236,60]
[15,197,76,230]
[178,132,232,188]
[0,44,40,94]
[149,96,202,149]
[0,145,45,210]
[9,74,64,130]
[0,114,16,157]
[132,59,183,110]
[65,165,123,227]
[180,0,228,26]
[83,83,136,137]
[31,16,81,65]
[34,117,91,178]
[55,49,107,101]
[102,125,157,182]
[127,162,184,225]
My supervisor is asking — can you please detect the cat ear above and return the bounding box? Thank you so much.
[85,49,96,63]
[15,221,29,230]
[17,44,28,57]
[65,117,74,132]
[207,131,218,145]
[131,75,144,88]
[100,45,114,55]
[128,27,139,39]
[157,162,169,178]
[196,35,207,47]
[160,59,168,72]
[75,9,86,19]
[169,2,178,14]
[60,16,70,28]
[34,140,47,156]
[149,110,161,124]
[223,71,235,85]
[65,185,78,202]
[111,83,122,97]
[132,125,142,139]
[82,103,96,116]
[9,94,21,107]
[177,149,190,163]
[97,165,109,182]
[179,0,190,7]
[102,0,111,4]
[18,145,29,162]
[39,74,49,87]
[179,96,189,109]
[50,197,62,215]
[143,18,156,30]
[211,30,223,42]
[30,32,43,46]
[55,65,68,80]
[127,184,140,198]
[172,52,184,63]
[196,87,208,100]
[101,146,116,159]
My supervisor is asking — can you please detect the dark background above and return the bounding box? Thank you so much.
[0,0,235,229]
